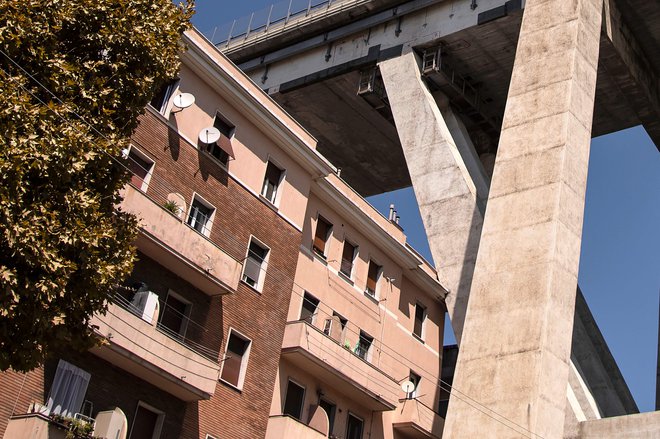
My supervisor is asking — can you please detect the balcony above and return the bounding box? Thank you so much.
[281,321,399,411]
[90,293,220,401]
[392,399,445,439]
[121,185,241,296]
[265,415,327,439]
[3,414,65,439]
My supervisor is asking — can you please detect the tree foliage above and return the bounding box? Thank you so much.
[0,0,194,371]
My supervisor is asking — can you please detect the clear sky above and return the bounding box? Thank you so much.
[191,1,660,413]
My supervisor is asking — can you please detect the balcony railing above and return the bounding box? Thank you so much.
[111,289,220,362]
[281,320,399,411]
[90,291,221,401]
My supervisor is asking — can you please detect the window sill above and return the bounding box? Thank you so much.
[258,194,279,212]
[363,291,379,304]
[312,249,328,265]
[412,333,425,344]
[240,279,263,295]
[219,378,243,393]
[337,270,354,286]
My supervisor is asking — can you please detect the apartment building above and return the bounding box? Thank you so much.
[0,27,447,439]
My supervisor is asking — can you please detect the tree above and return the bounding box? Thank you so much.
[0,0,194,371]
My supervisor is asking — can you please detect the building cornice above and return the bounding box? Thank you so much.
[180,29,336,178]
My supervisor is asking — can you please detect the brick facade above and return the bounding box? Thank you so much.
[132,109,302,438]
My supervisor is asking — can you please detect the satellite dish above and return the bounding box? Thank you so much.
[199,127,221,144]
[401,380,415,394]
[173,93,195,109]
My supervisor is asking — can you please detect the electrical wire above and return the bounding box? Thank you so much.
[0,50,547,439]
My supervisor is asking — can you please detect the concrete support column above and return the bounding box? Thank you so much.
[379,52,488,344]
[442,0,603,437]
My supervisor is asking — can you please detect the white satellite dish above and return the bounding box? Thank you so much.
[173,92,195,109]
[401,380,415,394]
[198,127,221,144]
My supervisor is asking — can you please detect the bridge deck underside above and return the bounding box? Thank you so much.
[230,2,659,197]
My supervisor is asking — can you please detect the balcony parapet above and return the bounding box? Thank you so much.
[265,415,328,439]
[120,184,241,296]
[392,398,444,439]
[90,299,220,401]
[281,320,399,411]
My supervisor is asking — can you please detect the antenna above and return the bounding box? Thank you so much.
[401,380,415,396]
[198,127,221,144]
[172,92,195,109]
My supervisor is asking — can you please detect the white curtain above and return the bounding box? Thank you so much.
[46,359,91,418]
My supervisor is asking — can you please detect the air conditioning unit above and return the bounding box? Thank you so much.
[130,290,160,325]
[93,407,128,439]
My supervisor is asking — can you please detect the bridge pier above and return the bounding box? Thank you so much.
[380,51,489,343]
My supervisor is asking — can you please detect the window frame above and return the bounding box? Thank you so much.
[413,302,427,341]
[312,214,333,259]
[149,79,179,116]
[129,401,165,439]
[219,328,252,390]
[260,159,285,206]
[186,193,215,238]
[355,330,373,362]
[300,292,320,324]
[282,378,306,420]
[158,289,192,339]
[409,370,422,399]
[340,239,358,280]
[346,412,365,439]
[365,259,382,298]
[126,146,155,192]
[204,112,235,167]
[241,236,270,292]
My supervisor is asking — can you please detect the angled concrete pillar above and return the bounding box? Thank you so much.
[443,0,603,437]
[379,52,489,344]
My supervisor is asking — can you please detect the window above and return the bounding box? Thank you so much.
[220,330,252,389]
[319,398,337,435]
[130,402,164,439]
[242,238,269,291]
[158,290,191,339]
[205,113,234,166]
[126,147,154,192]
[413,302,427,340]
[355,330,373,361]
[300,292,319,324]
[187,195,215,237]
[312,216,332,258]
[283,379,306,420]
[323,312,347,343]
[365,260,382,297]
[150,80,178,114]
[340,240,357,278]
[346,413,364,439]
[261,161,283,205]
[45,360,91,417]
[408,371,421,399]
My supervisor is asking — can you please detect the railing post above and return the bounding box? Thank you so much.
[245,12,254,40]
[265,4,274,32]
[225,19,236,48]
[285,0,293,24]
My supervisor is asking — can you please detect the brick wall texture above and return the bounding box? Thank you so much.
[0,109,302,439]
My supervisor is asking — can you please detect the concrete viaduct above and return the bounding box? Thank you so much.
[217,0,659,437]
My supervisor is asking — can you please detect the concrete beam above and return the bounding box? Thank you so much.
[380,51,487,344]
[578,411,660,438]
[443,0,603,436]
[601,0,660,150]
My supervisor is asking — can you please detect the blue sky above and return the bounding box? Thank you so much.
[191,1,660,412]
